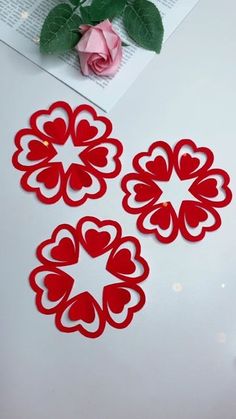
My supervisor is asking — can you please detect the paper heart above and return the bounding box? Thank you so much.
[192,178,218,198]
[68,164,92,191]
[184,202,208,228]
[30,101,72,143]
[179,201,221,241]
[72,104,112,145]
[21,164,63,205]
[189,169,232,208]
[27,140,52,161]
[55,293,105,338]
[37,224,79,266]
[44,272,73,302]
[85,146,108,167]
[134,182,160,202]
[150,204,172,230]
[43,118,67,144]
[103,283,145,329]
[77,216,121,258]
[64,169,103,206]
[76,120,98,143]
[133,141,173,181]
[68,292,96,323]
[50,237,77,262]
[84,230,111,257]
[137,203,179,244]
[146,156,169,179]
[12,130,56,170]
[121,173,162,215]
[36,165,60,189]
[107,238,149,282]
[174,139,214,180]
[105,286,131,314]
[108,249,136,275]
[29,267,74,314]
[179,153,200,177]
[80,140,123,179]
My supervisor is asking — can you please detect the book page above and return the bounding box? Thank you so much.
[0,0,199,111]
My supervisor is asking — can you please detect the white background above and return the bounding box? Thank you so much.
[1,0,236,418]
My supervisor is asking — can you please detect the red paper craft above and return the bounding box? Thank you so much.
[29,216,149,338]
[121,139,232,243]
[12,101,123,206]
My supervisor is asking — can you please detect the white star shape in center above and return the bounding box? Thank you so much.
[156,171,197,212]
[63,248,120,306]
[49,138,86,171]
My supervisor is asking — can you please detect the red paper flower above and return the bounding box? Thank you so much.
[122,140,232,243]
[29,216,149,338]
[12,101,123,206]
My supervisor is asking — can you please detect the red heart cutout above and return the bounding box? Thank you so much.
[68,292,96,323]
[107,237,149,282]
[76,120,98,143]
[179,200,221,241]
[108,248,136,276]
[68,165,92,190]
[174,140,214,180]
[103,283,146,329]
[37,224,79,267]
[43,118,67,144]
[44,273,73,302]
[106,286,131,314]
[36,166,60,189]
[150,205,171,230]
[50,237,76,262]
[134,183,160,202]
[27,140,51,161]
[137,203,179,243]
[146,156,169,180]
[133,142,173,181]
[55,292,105,337]
[179,153,200,177]
[29,266,75,315]
[77,216,121,258]
[84,229,111,257]
[189,169,232,209]
[85,146,108,167]
[192,178,218,198]
[184,203,208,228]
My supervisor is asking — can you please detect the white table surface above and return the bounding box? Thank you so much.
[1,0,236,418]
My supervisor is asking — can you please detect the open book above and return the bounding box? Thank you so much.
[0,0,199,111]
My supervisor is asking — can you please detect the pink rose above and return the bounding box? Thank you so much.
[76,19,122,76]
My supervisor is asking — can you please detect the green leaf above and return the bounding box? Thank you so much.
[69,0,81,5]
[89,0,127,20]
[80,6,95,24]
[123,0,164,53]
[40,4,82,54]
